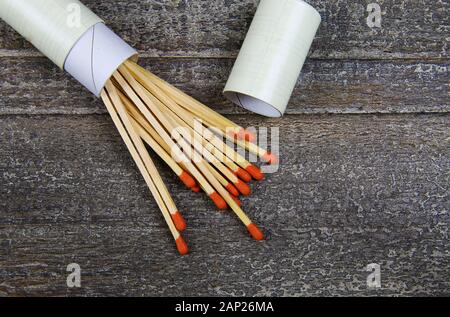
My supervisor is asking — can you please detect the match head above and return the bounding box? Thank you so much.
[171,211,187,232]
[234,180,251,196]
[243,131,257,142]
[225,183,240,197]
[179,171,196,189]
[245,165,265,181]
[229,128,257,143]
[235,167,252,183]
[247,223,264,241]
[175,236,189,255]
[262,152,278,165]
[192,186,201,193]
[209,192,228,210]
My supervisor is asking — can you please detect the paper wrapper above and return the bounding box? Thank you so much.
[224,0,321,117]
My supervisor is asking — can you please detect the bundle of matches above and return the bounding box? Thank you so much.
[0,0,278,255]
[101,61,278,255]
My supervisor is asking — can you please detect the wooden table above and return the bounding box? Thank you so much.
[0,0,448,296]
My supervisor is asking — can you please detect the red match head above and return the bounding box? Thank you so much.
[234,180,251,196]
[235,167,252,183]
[226,183,240,197]
[175,236,189,255]
[209,192,228,210]
[247,223,264,241]
[245,165,265,181]
[179,171,196,189]
[171,211,187,232]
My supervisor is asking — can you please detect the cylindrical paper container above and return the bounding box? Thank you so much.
[64,23,137,96]
[223,0,321,117]
[0,0,137,96]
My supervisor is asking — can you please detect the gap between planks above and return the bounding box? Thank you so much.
[0,113,448,120]
[0,49,449,62]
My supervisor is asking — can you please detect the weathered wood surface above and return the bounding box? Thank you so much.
[0,0,449,297]
[0,57,448,115]
[0,0,448,59]
[0,114,448,296]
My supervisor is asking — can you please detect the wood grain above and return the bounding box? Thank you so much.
[0,0,448,59]
[0,57,448,115]
[0,114,448,296]
[0,0,448,297]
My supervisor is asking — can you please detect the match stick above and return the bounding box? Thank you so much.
[210,177,264,241]
[114,66,227,210]
[117,66,260,226]
[205,162,240,198]
[126,99,202,195]
[126,65,263,181]
[105,80,188,233]
[148,94,252,196]
[112,62,265,242]
[130,116,196,190]
[125,60,256,142]
[208,123,279,165]
[101,86,188,255]
[191,123,265,180]
[126,85,263,238]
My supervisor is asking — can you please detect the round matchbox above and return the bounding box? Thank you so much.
[0,0,137,96]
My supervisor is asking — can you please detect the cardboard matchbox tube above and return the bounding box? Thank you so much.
[0,0,137,96]
[224,0,321,117]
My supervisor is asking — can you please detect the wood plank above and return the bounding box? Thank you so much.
[0,57,448,115]
[0,114,448,296]
[0,0,448,59]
